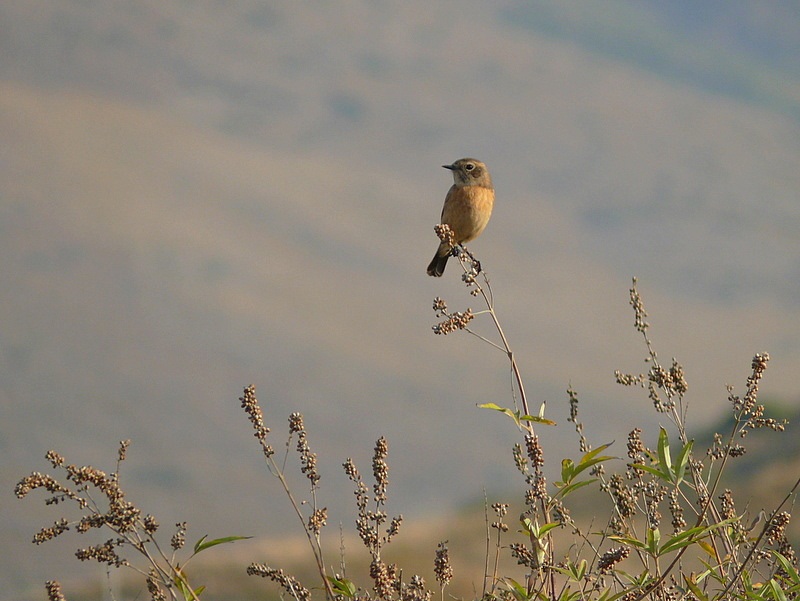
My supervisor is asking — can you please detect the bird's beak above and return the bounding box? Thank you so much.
[442,164,456,170]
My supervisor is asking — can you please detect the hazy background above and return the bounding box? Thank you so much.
[2,1,799,597]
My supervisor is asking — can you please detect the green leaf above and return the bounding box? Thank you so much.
[674,439,694,485]
[555,587,582,601]
[572,444,615,479]
[194,535,252,554]
[630,463,670,481]
[594,589,631,601]
[656,525,707,555]
[682,574,709,601]
[774,551,800,585]
[503,577,531,601]
[767,578,789,601]
[607,535,647,550]
[574,559,587,581]
[581,443,614,464]
[555,479,597,499]
[697,539,717,559]
[520,517,560,539]
[477,403,556,426]
[657,427,672,476]
[646,528,660,555]
[658,519,738,556]
[521,415,557,426]
[328,576,357,597]
[560,458,575,483]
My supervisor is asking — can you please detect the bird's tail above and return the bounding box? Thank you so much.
[427,252,449,277]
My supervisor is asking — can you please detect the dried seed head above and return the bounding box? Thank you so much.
[598,546,631,573]
[171,522,187,550]
[288,412,304,434]
[33,518,70,545]
[629,278,648,333]
[247,564,310,601]
[370,558,395,599]
[146,570,167,601]
[117,440,131,463]
[372,437,389,502]
[766,512,791,545]
[239,385,272,456]
[75,538,128,567]
[307,507,327,536]
[434,541,453,588]
[610,474,636,519]
[525,433,544,468]
[434,223,455,247]
[432,309,474,335]
[45,581,67,601]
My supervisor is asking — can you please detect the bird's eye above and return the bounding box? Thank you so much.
[465,163,475,171]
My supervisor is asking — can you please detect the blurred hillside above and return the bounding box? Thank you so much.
[1,1,799,597]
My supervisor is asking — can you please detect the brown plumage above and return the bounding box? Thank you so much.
[427,158,494,277]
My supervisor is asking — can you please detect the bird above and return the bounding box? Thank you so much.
[427,158,494,277]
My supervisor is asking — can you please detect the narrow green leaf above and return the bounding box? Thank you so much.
[658,519,737,556]
[697,540,716,559]
[656,525,705,555]
[682,574,708,601]
[503,577,529,601]
[522,518,561,538]
[536,522,561,537]
[576,559,587,581]
[478,403,520,427]
[774,551,800,585]
[630,463,670,481]
[607,535,647,550]
[674,439,694,484]
[768,578,789,601]
[555,479,597,499]
[520,415,557,426]
[580,443,614,463]
[478,403,557,426]
[594,589,631,601]
[646,528,660,555]
[561,458,575,484]
[657,427,672,476]
[194,535,252,554]
[328,576,357,597]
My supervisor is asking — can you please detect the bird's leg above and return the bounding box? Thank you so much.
[458,244,482,274]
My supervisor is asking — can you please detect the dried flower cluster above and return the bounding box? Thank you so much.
[609,474,636,520]
[171,522,187,551]
[45,580,66,601]
[15,442,144,564]
[292,412,321,486]
[434,541,453,588]
[247,564,310,601]
[597,546,631,574]
[629,277,648,333]
[432,308,474,335]
[491,502,509,532]
[240,384,272,458]
[566,385,590,453]
[523,433,547,504]
[433,223,455,248]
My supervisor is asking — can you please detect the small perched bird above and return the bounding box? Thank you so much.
[427,158,494,277]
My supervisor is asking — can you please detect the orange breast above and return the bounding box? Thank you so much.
[441,185,495,244]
